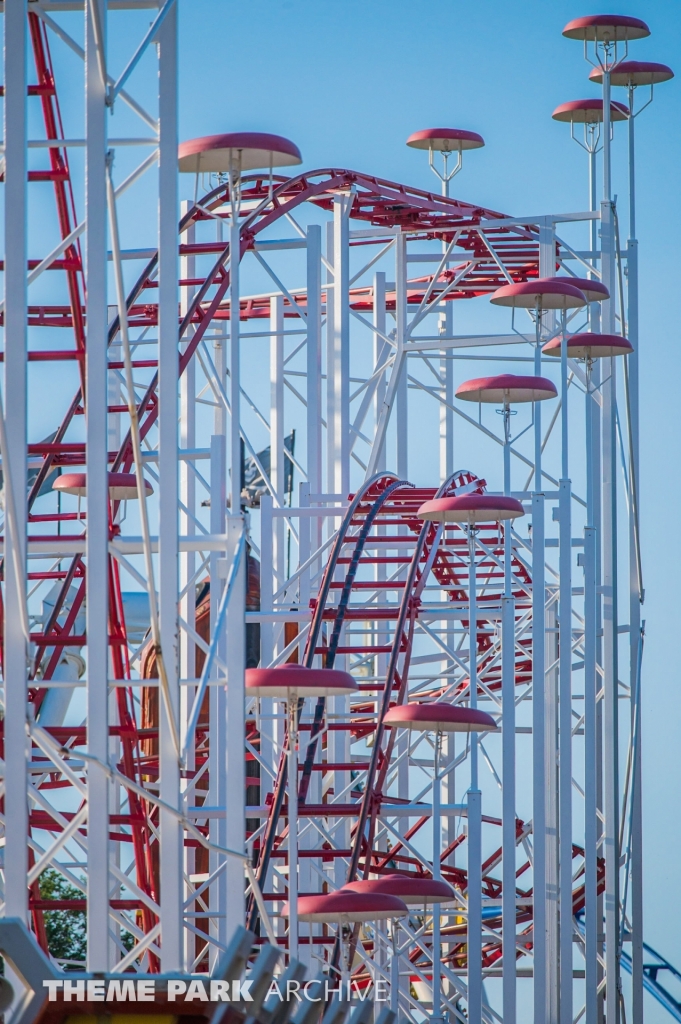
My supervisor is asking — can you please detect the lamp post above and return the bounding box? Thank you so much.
[346,873,457,1019]
[542,330,632,1024]
[455,374,557,1024]
[178,132,302,514]
[416,494,526,1024]
[588,57,673,1024]
[246,665,357,961]
[291,890,408,999]
[561,19,652,1024]
[488,279,586,1024]
[406,128,485,483]
[552,98,629,283]
[383,702,496,1022]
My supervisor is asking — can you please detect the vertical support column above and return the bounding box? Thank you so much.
[626,88,642,1018]
[432,735,443,1023]
[325,220,335,496]
[229,221,241,515]
[395,231,408,481]
[627,235,643,1024]
[287,702,299,963]
[179,205,196,727]
[259,494,274,844]
[158,1,181,970]
[600,196,620,1024]
[85,0,109,970]
[333,196,350,497]
[502,588,516,1024]
[225,513,246,939]
[532,492,546,1024]
[373,271,387,474]
[394,229,409,845]
[533,218,552,1024]
[558,478,572,1024]
[306,226,322,497]
[209,435,226,959]
[3,0,28,926]
[270,294,285,589]
[467,533,482,1024]
[297,482,315,969]
[372,272,388,691]
[583,525,598,1024]
[545,598,560,1024]
[502,409,516,1024]
[179,203,196,967]
[439,307,453,484]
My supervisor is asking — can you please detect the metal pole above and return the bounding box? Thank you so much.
[3,0,29,926]
[271,294,285,589]
[558,306,572,1024]
[288,701,299,961]
[225,513,246,939]
[209,435,227,959]
[603,69,612,204]
[325,219,335,496]
[395,231,408,481]
[229,219,241,514]
[502,405,516,1024]
[373,271,387,475]
[306,225,322,497]
[439,171,453,483]
[626,85,643,1024]
[584,522,598,1024]
[601,62,620,1024]
[333,196,350,497]
[157,0,182,969]
[85,0,109,971]
[533,223,553,1024]
[467,528,482,1024]
[432,731,443,1022]
[179,200,196,969]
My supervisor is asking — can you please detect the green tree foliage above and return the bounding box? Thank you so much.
[38,869,87,968]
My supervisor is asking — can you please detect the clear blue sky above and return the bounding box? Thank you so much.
[176,0,681,1000]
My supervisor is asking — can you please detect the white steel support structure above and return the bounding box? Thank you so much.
[85,0,109,972]
[0,14,657,1024]
[157,0,181,970]
[3,0,28,931]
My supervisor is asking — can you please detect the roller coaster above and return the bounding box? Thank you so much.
[0,9,673,1024]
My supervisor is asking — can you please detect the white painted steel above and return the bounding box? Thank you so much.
[3,0,28,928]
[85,0,109,971]
[467,531,482,1024]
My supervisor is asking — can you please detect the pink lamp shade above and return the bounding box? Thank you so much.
[542,333,633,360]
[53,472,153,500]
[490,280,586,310]
[552,99,630,124]
[178,132,302,173]
[456,374,557,405]
[417,494,525,525]
[562,15,650,42]
[245,664,357,698]
[288,891,408,924]
[589,61,674,87]
[406,128,485,152]
[343,874,457,905]
[543,276,609,303]
[384,702,497,733]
